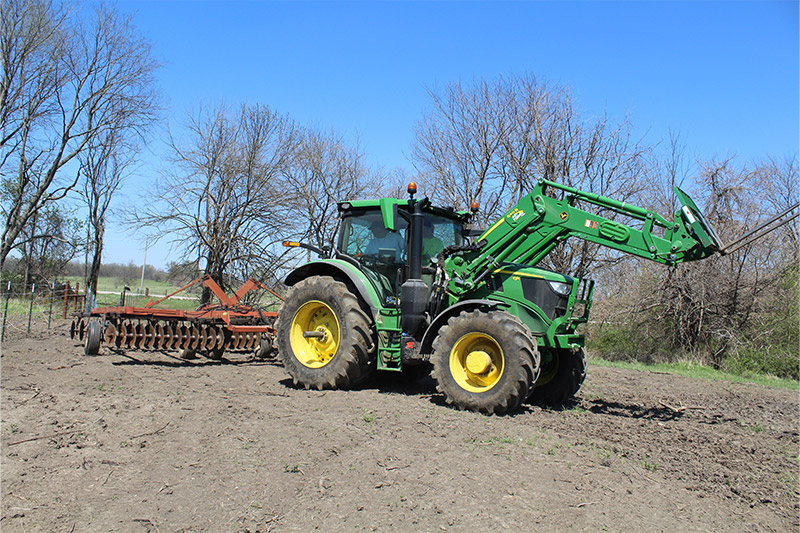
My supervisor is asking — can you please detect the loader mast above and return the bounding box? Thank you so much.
[446,178,722,294]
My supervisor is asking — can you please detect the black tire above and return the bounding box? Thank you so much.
[180,347,197,359]
[431,310,540,415]
[527,347,587,406]
[205,346,224,360]
[276,276,376,390]
[255,334,277,360]
[84,320,102,356]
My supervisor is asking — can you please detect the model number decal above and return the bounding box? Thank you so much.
[682,205,697,224]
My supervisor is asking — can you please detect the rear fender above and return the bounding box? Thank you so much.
[284,260,381,316]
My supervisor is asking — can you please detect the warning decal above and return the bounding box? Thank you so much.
[584,219,598,229]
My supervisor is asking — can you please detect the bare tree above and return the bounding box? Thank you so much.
[412,78,511,223]
[3,197,82,287]
[756,155,798,264]
[281,128,377,256]
[130,104,299,302]
[79,126,136,309]
[411,74,650,278]
[593,156,798,374]
[0,0,158,269]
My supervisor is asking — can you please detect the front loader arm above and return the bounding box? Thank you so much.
[446,178,720,293]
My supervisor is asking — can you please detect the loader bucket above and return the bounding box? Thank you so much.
[674,186,723,251]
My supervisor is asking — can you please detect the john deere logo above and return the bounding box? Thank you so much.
[560,211,569,220]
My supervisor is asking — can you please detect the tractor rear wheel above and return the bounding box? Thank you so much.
[276,276,376,390]
[527,347,587,406]
[431,310,539,415]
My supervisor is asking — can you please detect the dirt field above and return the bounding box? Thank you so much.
[2,319,798,532]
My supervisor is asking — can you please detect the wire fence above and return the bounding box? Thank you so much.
[1,281,89,342]
[0,282,203,343]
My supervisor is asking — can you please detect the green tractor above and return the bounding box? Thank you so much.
[276,179,723,415]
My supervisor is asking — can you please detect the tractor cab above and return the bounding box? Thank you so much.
[336,196,470,298]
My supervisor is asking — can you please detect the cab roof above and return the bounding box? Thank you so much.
[337,197,472,223]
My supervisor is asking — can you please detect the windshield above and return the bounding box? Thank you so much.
[337,208,465,296]
[339,210,464,262]
[422,214,464,262]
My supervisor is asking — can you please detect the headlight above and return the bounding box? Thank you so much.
[548,281,571,296]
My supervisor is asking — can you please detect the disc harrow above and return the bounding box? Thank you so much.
[72,316,268,353]
[71,275,281,358]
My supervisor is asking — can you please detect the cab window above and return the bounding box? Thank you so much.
[422,214,463,262]
[339,210,408,261]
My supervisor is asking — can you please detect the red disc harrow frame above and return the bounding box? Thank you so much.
[71,275,281,358]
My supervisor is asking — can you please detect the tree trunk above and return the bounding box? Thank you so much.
[85,228,104,313]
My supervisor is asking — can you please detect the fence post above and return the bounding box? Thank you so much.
[1,281,10,343]
[48,281,55,331]
[27,283,35,334]
[62,281,69,319]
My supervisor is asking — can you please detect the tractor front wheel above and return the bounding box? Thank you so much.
[431,310,540,415]
[527,347,587,406]
[276,276,376,390]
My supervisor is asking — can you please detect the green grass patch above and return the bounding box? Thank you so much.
[588,356,799,391]
[0,295,57,317]
[57,276,281,312]
[93,292,201,311]
[63,276,186,296]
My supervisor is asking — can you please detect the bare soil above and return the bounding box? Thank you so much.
[2,319,798,532]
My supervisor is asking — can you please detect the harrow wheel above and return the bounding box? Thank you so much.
[133,323,146,349]
[144,323,156,349]
[432,310,540,415]
[276,276,375,390]
[84,320,102,356]
[204,326,226,360]
[117,321,129,348]
[255,333,276,360]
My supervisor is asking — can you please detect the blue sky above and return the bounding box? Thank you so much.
[107,0,799,269]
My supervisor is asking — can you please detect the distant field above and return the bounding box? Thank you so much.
[62,276,187,296]
[60,276,281,312]
[93,291,201,311]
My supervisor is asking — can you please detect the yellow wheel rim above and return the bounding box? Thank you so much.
[537,350,559,386]
[449,332,504,393]
[289,300,340,368]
